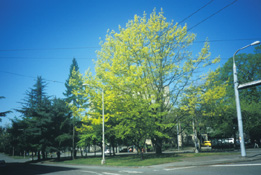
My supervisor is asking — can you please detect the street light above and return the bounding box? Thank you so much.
[233,40,260,157]
[83,84,105,164]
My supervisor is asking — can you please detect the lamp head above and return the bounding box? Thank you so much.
[250,41,260,46]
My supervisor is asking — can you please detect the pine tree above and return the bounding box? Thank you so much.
[0,96,11,121]
[64,58,83,159]
[64,58,80,103]
[17,76,51,160]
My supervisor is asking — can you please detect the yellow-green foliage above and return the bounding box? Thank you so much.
[69,9,221,148]
[181,68,228,119]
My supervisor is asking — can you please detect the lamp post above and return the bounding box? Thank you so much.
[83,84,105,164]
[233,41,260,157]
[101,88,105,165]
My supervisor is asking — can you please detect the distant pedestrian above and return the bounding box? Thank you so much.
[254,140,259,148]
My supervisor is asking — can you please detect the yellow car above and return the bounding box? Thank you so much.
[201,141,212,147]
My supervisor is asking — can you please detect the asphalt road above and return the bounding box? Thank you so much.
[1,160,261,175]
[1,152,261,175]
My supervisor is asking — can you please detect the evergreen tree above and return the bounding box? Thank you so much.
[49,98,71,160]
[64,58,83,159]
[17,76,52,160]
[64,58,80,103]
[0,96,11,121]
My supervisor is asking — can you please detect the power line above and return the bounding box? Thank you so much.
[0,38,260,55]
[179,0,214,24]
[0,1,238,53]
[0,56,96,60]
[194,38,261,43]
[188,0,238,31]
[0,71,64,84]
[0,46,99,52]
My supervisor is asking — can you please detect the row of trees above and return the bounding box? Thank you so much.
[0,59,81,160]
[1,10,260,160]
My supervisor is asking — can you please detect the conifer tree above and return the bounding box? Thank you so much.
[0,96,11,121]
[64,58,83,159]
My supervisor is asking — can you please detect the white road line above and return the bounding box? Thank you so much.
[81,170,102,175]
[212,163,261,167]
[119,170,143,174]
[164,166,195,171]
[103,172,121,175]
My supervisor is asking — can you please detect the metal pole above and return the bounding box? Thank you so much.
[232,41,260,157]
[233,44,253,157]
[233,51,246,157]
[101,89,105,164]
[72,116,75,160]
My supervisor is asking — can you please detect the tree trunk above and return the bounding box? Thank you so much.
[42,150,46,160]
[37,151,41,160]
[57,151,61,161]
[74,147,77,158]
[80,148,83,157]
[154,137,163,154]
[193,120,200,153]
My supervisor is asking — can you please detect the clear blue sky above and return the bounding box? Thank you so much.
[1,0,260,127]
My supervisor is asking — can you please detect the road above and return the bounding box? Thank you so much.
[1,152,261,175]
[1,160,261,175]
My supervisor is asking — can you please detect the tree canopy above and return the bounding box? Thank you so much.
[70,9,220,154]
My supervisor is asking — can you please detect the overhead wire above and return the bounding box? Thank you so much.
[0,0,239,53]
[0,70,64,84]
[0,0,246,85]
[187,0,238,31]
[0,38,260,56]
[0,46,99,52]
[178,0,214,24]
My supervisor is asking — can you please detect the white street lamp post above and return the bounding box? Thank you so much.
[233,41,260,157]
[101,88,105,165]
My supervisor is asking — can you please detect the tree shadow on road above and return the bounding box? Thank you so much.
[0,162,77,175]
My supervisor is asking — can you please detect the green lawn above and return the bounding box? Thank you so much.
[46,152,238,166]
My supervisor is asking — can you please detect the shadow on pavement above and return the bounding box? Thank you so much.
[0,162,77,175]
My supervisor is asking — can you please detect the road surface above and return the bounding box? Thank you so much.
[1,152,261,175]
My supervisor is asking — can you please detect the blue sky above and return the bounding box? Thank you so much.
[1,0,260,127]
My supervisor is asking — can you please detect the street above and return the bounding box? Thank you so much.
[1,159,261,175]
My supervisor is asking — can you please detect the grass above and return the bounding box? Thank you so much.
[44,151,238,166]
[11,155,28,159]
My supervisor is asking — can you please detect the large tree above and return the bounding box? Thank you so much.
[17,76,51,160]
[66,65,86,159]
[90,9,219,154]
[64,58,82,159]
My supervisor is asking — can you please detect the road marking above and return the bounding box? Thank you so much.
[119,170,143,174]
[164,166,195,171]
[212,163,261,167]
[81,170,102,175]
[103,172,121,175]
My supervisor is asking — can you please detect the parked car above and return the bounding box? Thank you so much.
[201,141,211,147]
[105,149,110,154]
[119,148,128,152]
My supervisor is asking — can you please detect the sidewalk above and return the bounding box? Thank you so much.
[151,148,261,169]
